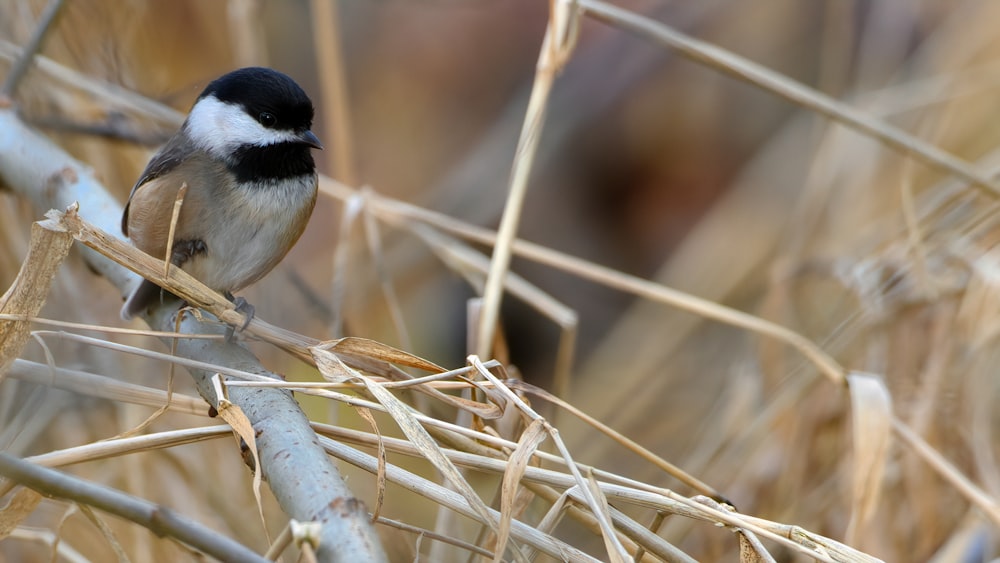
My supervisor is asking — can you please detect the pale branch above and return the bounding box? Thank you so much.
[0,108,388,561]
[0,452,269,563]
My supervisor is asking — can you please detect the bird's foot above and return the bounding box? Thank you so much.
[170,239,207,265]
[223,292,255,342]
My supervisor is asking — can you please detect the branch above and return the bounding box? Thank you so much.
[0,108,387,561]
[0,452,269,563]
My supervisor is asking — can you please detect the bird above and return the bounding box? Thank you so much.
[120,67,322,327]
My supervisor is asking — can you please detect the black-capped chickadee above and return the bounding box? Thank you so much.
[120,67,322,324]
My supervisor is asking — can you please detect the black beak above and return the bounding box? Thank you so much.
[299,130,323,150]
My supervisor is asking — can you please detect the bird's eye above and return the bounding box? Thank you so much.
[258,112,277,127]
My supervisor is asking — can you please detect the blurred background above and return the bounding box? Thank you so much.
[3,0,1000,561]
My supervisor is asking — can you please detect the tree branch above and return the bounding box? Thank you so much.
[0,452,270,563]
[0,108,387,561]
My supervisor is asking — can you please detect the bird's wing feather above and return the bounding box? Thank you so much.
[121,132,196,236]
[120,155,220,262]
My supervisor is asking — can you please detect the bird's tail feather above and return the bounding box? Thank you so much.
[121,279,178,320]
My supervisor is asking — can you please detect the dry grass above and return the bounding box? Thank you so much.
[2,0,1000,561]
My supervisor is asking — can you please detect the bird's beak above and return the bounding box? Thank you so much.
[299,130,323,150]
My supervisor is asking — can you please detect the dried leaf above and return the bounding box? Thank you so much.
[584,469,627,563]
[77,504,130,563]
[737,529,775,563]
[323,344,503,419]
[431,389,504,420]
[315,354,356,383]
[0,487,42,539]
[354,406,386,523]
[845,371,893,546]
[319,337,444,373]
[311,347,504,548]
[495,419,547,562]
[211,375,267,541]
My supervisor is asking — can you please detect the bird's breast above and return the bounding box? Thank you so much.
[184,173,317,292]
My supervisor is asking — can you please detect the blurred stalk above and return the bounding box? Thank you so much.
[1,0,64,99]
[476,0,581,360]
[311,0,357,184]
[227,0,268,67]
[578,0,1000,197]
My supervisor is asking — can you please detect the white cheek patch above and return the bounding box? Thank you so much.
[186,95,302,158]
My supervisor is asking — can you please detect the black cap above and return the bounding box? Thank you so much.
[200,67,314,133]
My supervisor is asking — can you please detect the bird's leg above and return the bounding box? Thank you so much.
[163,239,208,309]
[223,291,255,341]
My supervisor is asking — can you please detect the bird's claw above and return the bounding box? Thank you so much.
[171,239,207,265]
[223,293,255,342]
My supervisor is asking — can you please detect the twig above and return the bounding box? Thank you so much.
[578,0,1000,198]
[892,418,1000,527]
[164,182,188,277]
[0,452,270,563]
[0,0,65,99]
[337,182,849,388]
[0,214,74,381]
[475,0,582,359]
[320,178,1000,538]
[507,380,728,503]
[7,358,205,416]
[21,114,172,146]
[376,516,495,558]
[310,0,357,184]
[316,434,601,563]
[469,355,629,561]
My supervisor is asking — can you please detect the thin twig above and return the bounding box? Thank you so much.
[892,418,1000,527]
[310,0,357,184]
[476,0,582,359]
[507,380,728,503]
[163,182,188,276]
[1,0,65,99]
[320,181,1000,540]
[376,516,495,559]
[578,0,1000,198]
[340,183,849,388]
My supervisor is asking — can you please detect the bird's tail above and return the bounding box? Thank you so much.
[121,279,177,320]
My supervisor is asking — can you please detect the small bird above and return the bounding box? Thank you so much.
[120,67,322,325]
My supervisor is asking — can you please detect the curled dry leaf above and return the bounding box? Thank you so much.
[495,418,547,562]
[211,375,268,540]
[353,406,387,523]
[738,529,775,563]
[311,347,503,544]
[318,337,504,419]
[77,504,130,562]
[317,337,444,373]
[0,487,42,539]
[584,469,629,563]
[845,372,893,547]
